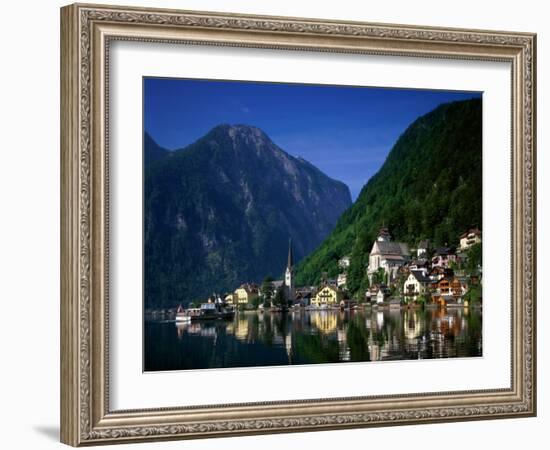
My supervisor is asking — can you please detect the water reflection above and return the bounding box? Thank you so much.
[145,307,482,371]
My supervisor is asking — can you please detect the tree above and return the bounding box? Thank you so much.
[273,287,288,308]
[260,277,275,306]
[464,285,482,305]
[416,293,430,307]
[250,295,261,309]
[465,243,482,274]
[371,268,386,285]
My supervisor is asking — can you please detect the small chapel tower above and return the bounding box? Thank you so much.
[377,226,391,242]
[284,238,295,301]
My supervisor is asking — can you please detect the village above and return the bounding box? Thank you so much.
[201,227,482,313]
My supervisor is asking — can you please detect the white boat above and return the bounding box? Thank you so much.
[175,304,192,322]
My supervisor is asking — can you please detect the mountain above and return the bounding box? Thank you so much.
[144,132,170,165]
[144,124,352,307]
[295,98,482,296]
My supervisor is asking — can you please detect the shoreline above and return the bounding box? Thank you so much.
[144,302,481,321]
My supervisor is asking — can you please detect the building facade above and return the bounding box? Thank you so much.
[234,284,259,304]
[337,272,347,287]
[311,284,343,307]
[403,270,432,296]
[459,228,482,250]
[367,227,410,283]
[431,247,457,268]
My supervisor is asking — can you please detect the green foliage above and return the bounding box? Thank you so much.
[273,287,288,307]
[296,99,482,298]
[416,293,431,307]
[371,268,386,286]
[250,296,261,309]
[260,279,275,304]
[466,243,482,274]
[464,285,482,305]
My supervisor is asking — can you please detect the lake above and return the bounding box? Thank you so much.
[144,307,482,371]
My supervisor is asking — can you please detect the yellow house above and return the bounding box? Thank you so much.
[311,285,343,307]
[234,284,259,305]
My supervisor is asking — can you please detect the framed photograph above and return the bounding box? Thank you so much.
[60,3,536,446]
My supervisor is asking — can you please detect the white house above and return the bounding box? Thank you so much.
[376,284,391,303]
[409,259,429,275]
[403,270,432,296]
[337,272,347,287]
[459,228,482,250]
[338,256,351,269]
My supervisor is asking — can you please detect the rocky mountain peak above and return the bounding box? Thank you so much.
[144,124,352,306]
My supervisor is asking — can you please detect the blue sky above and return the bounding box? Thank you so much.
[144,78,481,200]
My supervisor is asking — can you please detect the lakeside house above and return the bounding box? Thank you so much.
[311,284,344,307]
[403,270,433,296]
[376,284,391,303]
[295,286,316,307]
[234,283,259,304]
[430,276,468,305]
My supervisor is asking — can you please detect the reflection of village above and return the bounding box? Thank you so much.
[174,306,481,363]
[220,226,482,311]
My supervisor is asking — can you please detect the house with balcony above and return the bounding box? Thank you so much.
[459,228,482,251]
[403,270,433,297]
[311,284,344,307]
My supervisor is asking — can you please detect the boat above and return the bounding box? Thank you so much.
[176,295,236,322]
[175,304,192,322]
[193,302,235,320]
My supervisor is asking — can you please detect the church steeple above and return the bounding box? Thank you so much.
[285,238,295,301]
[287,238,294,269]
[377,226,391,242]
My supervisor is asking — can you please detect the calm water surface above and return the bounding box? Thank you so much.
[144,307,482,371]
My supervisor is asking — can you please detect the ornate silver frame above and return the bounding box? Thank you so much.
[60,3,536,446]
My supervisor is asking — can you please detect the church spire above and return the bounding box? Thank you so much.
[287,238,293,269]
[285,238,295,301]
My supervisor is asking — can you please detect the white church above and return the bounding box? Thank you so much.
[284,238,295,301]
[367,227,410,283]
